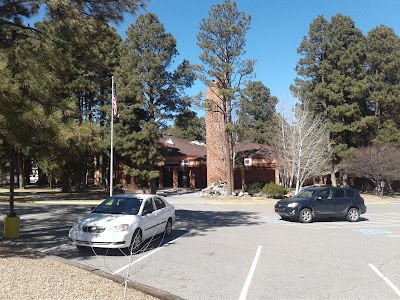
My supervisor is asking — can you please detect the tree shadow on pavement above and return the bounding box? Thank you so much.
[64,229,190,259]
[0,243,46,259]
[0,205,262,261]
[175,209,262,234]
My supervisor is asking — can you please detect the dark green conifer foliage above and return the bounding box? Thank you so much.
[238,81,278,145]
[166,109,206,143]
[292,14,374,184]
[0,0,148,28]
[366,25,400,144]
[114,13,195,193]
[27,13,121,191]
[197,0,254,195]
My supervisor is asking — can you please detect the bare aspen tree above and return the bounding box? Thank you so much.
[273,102,331,193]
[341,143,400,192]
[273,111,295,190]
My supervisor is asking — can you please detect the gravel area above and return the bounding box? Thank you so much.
[0,245,160,300]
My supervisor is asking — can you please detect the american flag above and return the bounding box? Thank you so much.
[112,80,120,118]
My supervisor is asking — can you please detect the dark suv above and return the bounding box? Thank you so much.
[274,186,367,223]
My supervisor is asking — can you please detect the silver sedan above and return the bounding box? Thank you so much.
[68,193,175,253]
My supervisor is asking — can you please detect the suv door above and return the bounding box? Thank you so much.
[332,188,350,215]
[314,189,334,216]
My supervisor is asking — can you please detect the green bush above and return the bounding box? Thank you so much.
[246,182,263,195]
[262,182,288,198]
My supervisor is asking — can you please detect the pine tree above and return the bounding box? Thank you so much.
[0,0,148,30]
[238,81,278,144]
[114,13,195,193]
[29,12,121,191]
[165,109,206,143]
[366,25,400,144]
[291,14,374,185]
[197,0,255,195]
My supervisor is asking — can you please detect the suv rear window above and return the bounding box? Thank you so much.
[345,189,355,197]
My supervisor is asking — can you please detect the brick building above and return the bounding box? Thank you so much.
[158,136,207,190]
[99,84,280,192]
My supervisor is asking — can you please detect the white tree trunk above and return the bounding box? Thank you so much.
[272,101,331,192]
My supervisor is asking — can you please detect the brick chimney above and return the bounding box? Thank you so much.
[205,84,227,186]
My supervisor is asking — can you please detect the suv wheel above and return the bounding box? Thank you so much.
[346,208,360,222]
[298,208,313,223]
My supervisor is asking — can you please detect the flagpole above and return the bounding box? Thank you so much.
[110,76,114,197]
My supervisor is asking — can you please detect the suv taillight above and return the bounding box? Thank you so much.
[359,196,365,203]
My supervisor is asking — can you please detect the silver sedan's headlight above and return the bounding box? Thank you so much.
[287,202,299,208]
[109,224,129,232]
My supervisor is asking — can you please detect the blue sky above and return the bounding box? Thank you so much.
[115,0,400,115]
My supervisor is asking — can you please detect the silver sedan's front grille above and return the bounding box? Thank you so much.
[82,225,105,233]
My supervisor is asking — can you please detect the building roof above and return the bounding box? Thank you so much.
[234,140,274,158]
[162,136,274,160]
[161,135,206,158]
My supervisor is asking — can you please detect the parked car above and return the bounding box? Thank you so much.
[274,186,366,223]
[29,174,38,184]
[69,194,175,252]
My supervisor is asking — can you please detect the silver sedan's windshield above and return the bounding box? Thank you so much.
[92,197,142,215]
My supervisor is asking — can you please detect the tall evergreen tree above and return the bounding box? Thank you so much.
[114,13,195,193]
[197,0,255,195]
[165,109,206,143]
[238,81,277,144]
[0,0,148,30]
[30,12,121,191]
[291,14,374,185]
[366,25,400,144]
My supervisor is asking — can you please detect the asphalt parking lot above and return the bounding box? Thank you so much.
[1,193,400,300]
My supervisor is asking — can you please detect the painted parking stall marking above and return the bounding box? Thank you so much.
[262,213,400,240]
[369,264,400,297]
[239,246,262,300]
[114,236,184,276]
[263,219,286,224]
[353,229,391,235]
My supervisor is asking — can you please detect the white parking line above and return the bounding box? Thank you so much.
[368,263,400,297]
[114,236,183,275]
[264,214,400,230]
[40,245,61,253]
[239,246,262,300]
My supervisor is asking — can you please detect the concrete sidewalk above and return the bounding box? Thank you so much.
[360,193,400,205]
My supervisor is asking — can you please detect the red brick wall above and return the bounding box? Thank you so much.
[206,86,227,185]
[234,168,276,190]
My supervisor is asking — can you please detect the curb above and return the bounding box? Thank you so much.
[50,255,185,300]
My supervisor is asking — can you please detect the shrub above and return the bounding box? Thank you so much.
[262,182,288,198]
[246,182,263,195]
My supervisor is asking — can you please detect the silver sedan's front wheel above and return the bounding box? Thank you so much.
[298,208,313,223]
[129,229,142,254]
